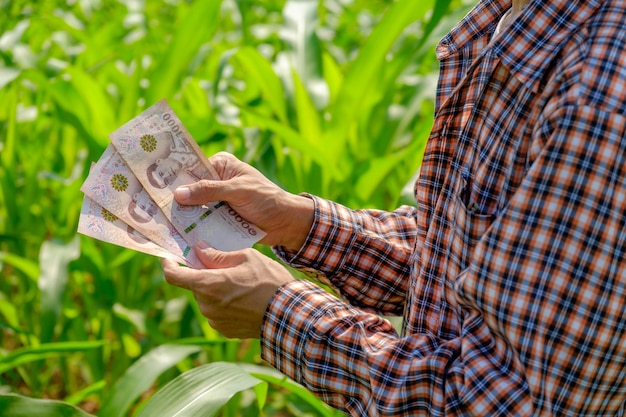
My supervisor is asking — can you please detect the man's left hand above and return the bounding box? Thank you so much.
[161,242,295,339]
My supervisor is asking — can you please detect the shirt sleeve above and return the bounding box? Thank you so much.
[261,280,462,416]
[262,280,531,416]
[273,196,417,316]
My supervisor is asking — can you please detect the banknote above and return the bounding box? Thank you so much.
[109,99,265,251]
[80,152,203,268]
[78,196,198,267]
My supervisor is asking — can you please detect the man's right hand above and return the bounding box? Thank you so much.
[174,152,315,251]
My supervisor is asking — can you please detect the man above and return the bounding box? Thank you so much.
[145,131,203,189]
[146,158,181,189]
[162,0,626,414]
[128,188,159,224]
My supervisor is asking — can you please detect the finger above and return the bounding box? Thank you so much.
[173,180,219,205]
[161,258,206,291]
[194,243,249,269]
[174,178,238,206]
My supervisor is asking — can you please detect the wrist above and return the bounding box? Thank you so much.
[280,193,315,252]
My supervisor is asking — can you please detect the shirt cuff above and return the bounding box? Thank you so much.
[272,194,358,281]
[272,194,321,264]
[260,279,351,383]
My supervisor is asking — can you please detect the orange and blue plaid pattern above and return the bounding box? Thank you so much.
[263,0,626,415]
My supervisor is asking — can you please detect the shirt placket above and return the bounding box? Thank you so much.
[430,48,502,336]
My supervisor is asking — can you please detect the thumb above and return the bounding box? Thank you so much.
[174,178,234,205]
[193,241,247,269]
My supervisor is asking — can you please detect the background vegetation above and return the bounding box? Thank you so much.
[0,0,473,415]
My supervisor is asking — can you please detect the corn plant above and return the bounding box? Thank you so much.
[0,0,472,415]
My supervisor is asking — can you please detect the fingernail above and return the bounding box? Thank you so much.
[175,186,190,201]
[196,240,210,250]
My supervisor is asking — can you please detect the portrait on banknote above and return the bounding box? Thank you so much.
[128,188,159,223]
[126,224,151,245]
[138,130,205,189]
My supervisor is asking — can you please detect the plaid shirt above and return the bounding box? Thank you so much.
[262,0,626,415]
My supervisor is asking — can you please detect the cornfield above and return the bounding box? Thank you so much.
[0,0,472,415]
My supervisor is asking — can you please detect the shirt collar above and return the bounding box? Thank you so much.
[437,0,604,93]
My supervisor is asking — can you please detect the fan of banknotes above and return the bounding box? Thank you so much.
[78,99,265,269]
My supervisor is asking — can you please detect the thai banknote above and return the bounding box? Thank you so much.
[78,196,201,267]
[80,153,203,268]
[109,99,265,251]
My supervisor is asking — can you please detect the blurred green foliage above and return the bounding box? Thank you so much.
[0,0,472,415]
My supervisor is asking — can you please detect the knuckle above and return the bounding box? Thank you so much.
[162,269,181,287]
[209,152,233,169]
[216,151,237,163]
[186,180,215,202]
[213,151,231,159]
[195,179,213,193]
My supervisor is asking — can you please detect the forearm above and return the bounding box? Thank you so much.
[273,196,417,314]
[261,280,533,416]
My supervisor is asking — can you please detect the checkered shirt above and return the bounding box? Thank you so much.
[263,0,626,415]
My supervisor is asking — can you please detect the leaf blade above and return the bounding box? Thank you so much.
[146,1,223,104]
[98,344,203,417]
[232,46,288,123]
[136,362,265,417]
[0,394,95,417]
[0,341,106,375]
[322,0,433,164]
[38,236,80,343]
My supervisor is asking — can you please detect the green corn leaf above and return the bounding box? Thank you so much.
[0,68,20,91]
[0,340,105,375]
[47,67,115,147]
[136,362,267,417]
[292,69,322,151]
[98,344,203,417]
[282,0,327,109]
[0,85,17,180]
[321,52,343,105]
[322,0,433,168]
[232,46,288,123]
[239,364,340,417]
[0,87,18,227]
[63,67,115,143]
[239,108,322,162]
[146,0,223,104]
[355,135,427,203]
[47,79,103,147]
[38,236,80,343]
[0,394,95,417]
[64,380,106,406]
[0,252,39,281]
[0,295,36,346]
[423,0,454,35]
